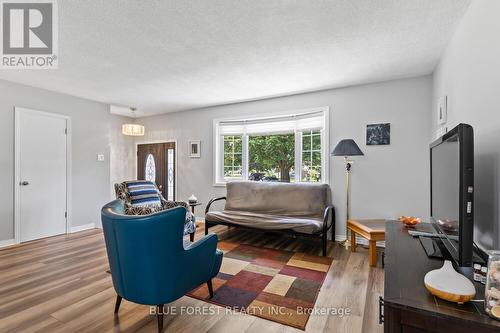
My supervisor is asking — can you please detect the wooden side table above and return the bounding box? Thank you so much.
[347,219,386,267]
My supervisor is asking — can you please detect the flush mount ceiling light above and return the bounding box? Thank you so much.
[122,107,145,136]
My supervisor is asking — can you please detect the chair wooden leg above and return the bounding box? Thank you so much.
[157,304,164,333]
[114,295,122,314]
[189,232,194,242]
[351,231,357,252]
[207,279,214,298]
[369,241,377,267]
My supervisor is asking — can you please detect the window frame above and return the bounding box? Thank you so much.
[222,135,244,180]
[300,130,322,182]
[213,107,330,186]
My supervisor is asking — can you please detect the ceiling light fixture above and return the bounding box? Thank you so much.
[122,107,145,136]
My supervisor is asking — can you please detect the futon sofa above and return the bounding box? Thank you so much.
[205,181,335,256]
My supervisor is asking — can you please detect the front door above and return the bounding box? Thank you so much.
[137,142,176,200]
[17,108,68,242]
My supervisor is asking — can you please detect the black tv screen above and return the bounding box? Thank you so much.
[430,123,474,267]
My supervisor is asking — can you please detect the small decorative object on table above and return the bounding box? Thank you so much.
[399,216,421,227]
[188,194,198,203]
[485,251,500,320]
[424,260,476,304]
[187,195,202,216]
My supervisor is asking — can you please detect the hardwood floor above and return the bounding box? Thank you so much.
[0,225,384,333]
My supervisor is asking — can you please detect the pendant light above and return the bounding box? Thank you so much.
[122,107,145,136]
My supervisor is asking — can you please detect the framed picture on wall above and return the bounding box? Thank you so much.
[189,140,201,158]
[366,123,391,145]
[437,96,447,125]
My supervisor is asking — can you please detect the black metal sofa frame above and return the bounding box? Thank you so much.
[205,197,335,256]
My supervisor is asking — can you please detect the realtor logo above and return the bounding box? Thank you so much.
[1,0,58,69]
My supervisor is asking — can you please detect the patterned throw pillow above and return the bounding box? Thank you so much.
[115,182,129,201]
[125,181,161,207]
[125,204,163,215]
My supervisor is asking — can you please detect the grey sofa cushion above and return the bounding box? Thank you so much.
[205,210,323,234]
[225,181,330,217]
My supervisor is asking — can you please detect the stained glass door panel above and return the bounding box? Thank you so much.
[166,148,175,201]
[144,154,156,182]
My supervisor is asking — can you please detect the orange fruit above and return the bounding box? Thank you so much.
[491,305,500,318]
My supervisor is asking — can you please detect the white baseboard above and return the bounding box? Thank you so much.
[1,224,97,249]
[0,239,16,248]
[71,223,96,233]
[335,235,385,248]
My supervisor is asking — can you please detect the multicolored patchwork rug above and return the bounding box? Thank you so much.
[187,241,333,330]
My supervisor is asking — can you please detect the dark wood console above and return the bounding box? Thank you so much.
[383,221,500,332]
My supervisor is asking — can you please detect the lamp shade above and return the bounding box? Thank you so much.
[331,139,364,156]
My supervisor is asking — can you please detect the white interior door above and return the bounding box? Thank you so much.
[17,109,68,242]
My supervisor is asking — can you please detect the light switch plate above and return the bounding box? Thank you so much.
[97,154,105,162]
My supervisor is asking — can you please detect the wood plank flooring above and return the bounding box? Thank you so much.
[0,225,384,333]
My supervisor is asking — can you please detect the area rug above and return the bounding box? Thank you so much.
[187,241,333,330]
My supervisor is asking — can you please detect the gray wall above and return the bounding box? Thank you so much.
[0,79,132,241]
[432,0,500,250]
[109,116,136,198]
[138,76,432,239]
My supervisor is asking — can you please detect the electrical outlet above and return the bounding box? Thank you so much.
[97,154,105,162]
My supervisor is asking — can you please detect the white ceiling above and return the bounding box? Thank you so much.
[0,0,471,117]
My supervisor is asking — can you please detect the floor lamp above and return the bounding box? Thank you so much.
[332,139,364,248]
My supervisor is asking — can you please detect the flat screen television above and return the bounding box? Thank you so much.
[430,123,474,267]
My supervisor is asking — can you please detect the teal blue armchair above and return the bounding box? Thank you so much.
[101,200,223,332]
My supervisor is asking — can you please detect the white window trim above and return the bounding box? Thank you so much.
[213,107,330,187]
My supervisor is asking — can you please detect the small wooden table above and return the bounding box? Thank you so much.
[347,219,386,267]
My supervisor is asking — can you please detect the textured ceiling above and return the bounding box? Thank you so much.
[0,0,471,116]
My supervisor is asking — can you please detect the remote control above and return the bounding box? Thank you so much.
[408,230,444,238]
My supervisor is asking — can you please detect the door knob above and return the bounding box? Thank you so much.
[20,181,29,186]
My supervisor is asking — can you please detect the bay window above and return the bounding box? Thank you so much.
[214,108,329,185]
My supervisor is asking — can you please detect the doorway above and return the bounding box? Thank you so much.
[137,142,176,200]
[15,108,70,243]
